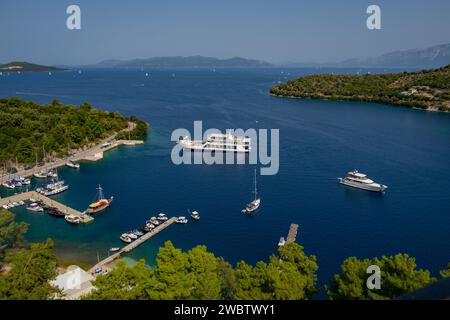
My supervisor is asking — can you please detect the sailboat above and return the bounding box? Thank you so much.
[34,148,48,178]
[242,169,261,214]
[85,185,114,214]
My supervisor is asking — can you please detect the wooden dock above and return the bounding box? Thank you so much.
[88,217,178,274]
[0,191,94,223]
[286,223,299,244]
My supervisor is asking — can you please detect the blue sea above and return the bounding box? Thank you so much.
[1,68,449,294]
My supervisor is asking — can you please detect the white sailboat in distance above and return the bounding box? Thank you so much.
[242,169,261,214]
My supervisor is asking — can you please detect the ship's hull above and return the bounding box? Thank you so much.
[86,198,113,214]
[41,185,69,196]
[242,198,261,213]
[338,178,387,192]
[183,145,250,153]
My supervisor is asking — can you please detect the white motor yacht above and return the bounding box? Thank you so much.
[338,170,387,192]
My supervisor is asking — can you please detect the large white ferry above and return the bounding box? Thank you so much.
[338,170,387,192]
[178,133,251,153]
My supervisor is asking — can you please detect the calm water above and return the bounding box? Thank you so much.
[1,68,449,292]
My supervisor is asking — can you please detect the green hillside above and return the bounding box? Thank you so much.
[0,61,64,72]
[270,65,450,112]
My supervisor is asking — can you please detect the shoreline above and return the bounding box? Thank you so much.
[0,122,144,184]
[269,93,450,114]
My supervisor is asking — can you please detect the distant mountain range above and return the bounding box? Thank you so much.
[284,43,450,69]
[94,56,272,68]
[0,61,64,72]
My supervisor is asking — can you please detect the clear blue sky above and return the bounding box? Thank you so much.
[1,0,449,65]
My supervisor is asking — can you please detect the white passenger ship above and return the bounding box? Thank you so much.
[338,170,387,192]
[178,133,251,153]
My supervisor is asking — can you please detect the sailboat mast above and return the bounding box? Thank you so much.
[98,185,104,200]
[254,168,258,200]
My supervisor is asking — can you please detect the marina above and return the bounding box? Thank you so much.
[89,217,178,274]
[0,191,94,223]
[0,130,144,185]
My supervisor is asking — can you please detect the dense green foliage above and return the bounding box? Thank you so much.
[0,210,57,300]
[234,243,318,300]
[327,254,436,300]
[0,240,57,300]
[0,211,447,300]
[441,263,450,278]
[0,97,147,165]
[270,65,450,112]
[85,241,317,300]
[0,209,28,253]
[116,115,149,140]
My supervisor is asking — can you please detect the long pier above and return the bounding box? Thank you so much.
[286,223,299,244]
[0,191,94,223]
[88,217,178,274]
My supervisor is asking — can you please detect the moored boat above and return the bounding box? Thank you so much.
[127,232,138,240]
[176,216,188,224]
[66,160,80,169]
[2,181,15,189]
[120,234,132,243]
[157,213,168,221]
[47,207,66,217]
[33,170,48,179]
[85,185,113,214]
[27,203,44,212]
[65,215,81,224]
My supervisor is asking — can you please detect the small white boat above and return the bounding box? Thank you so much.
[40,184,69,196]
[157,213,168,221]
[27,203,44,212]
[29,198,37,203]
[338,170,387,192]
[127,232,138,240]
[278,237,286,247]
[18,200,25,206]
[120,234,132,243]
[65,215,81,224]
[66,160,80,169]
[11,202,19,207]
[109,247,120,252]
[47,170,58,178]
[190,211,200,221]
[176,216,188,224]
[2,205,9,210]
[2,181,15,189]
[33,170,48,179]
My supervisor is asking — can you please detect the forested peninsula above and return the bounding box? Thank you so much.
[0,97,148,166]
[270,65,450,112]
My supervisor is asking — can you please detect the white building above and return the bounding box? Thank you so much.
[50,265,95,300]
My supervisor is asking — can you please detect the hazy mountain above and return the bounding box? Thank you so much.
[95,56,273,68]
[285,43,450,69]
[0,61,64,72]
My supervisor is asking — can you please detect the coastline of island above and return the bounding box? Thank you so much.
[270,65,450,113]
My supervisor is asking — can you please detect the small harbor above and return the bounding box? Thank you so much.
[0,191,93,223]
[89,217,178,275]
